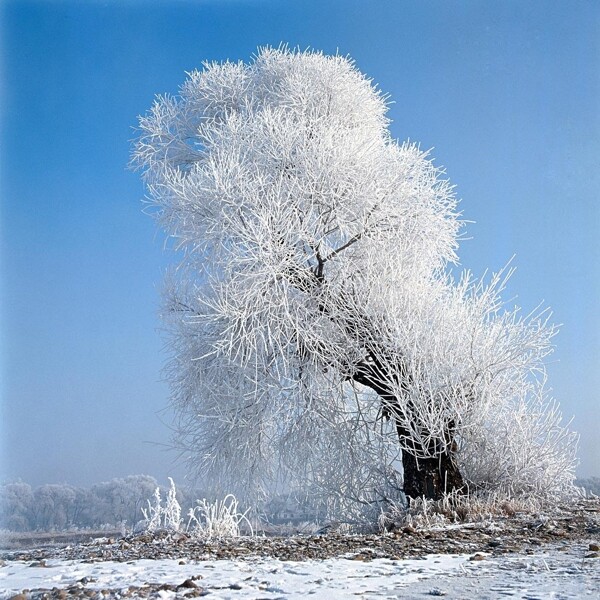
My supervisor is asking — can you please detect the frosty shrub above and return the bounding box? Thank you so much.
[132,47,578,521]
[186,494,253,539]
[141,478,182,532]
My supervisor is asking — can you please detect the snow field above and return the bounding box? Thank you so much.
[1,545,598,599]
[0,554,471,598]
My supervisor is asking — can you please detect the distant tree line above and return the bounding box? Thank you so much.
[576,477,600,497]
[6,474,595,533]
[0,476,204,532]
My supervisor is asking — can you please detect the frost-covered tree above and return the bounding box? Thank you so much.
[31,484,76,530]
[90,475,159,527]
[0,482,34,531]
[132,48,578,513]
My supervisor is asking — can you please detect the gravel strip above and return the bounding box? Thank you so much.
[3,499,598,564]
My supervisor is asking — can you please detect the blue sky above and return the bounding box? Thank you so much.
[1,0,598,486]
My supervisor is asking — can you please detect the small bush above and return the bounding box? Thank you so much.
[141,479,253,539]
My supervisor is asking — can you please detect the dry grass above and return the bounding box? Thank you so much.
[186,494,254,539]
[378,489,560,532]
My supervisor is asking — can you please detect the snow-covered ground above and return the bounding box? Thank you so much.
[1,543,598,599]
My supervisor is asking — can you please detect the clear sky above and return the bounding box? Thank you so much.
[1,0,598,486]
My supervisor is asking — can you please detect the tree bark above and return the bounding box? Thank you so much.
[401,447,464,501]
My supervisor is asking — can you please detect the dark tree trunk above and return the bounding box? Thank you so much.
[401,447,464,501]
[286,264,466,501]
[351,355,465,501]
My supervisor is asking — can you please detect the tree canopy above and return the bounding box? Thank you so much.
[133,48,578,519]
